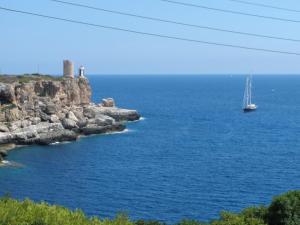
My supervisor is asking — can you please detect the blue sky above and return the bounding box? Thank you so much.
[1,0,300,74]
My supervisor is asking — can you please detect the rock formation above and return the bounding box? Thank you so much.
[0,74,140,163]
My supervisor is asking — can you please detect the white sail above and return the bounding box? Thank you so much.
[243,75,257,111]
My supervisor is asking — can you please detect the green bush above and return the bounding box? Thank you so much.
[176,219,207,225]
[209,211,266,225]
[0,191,299,225]
[135,220,166,225]
[268,190,300,225]
[0,198,134,225]
[241,206,268,222]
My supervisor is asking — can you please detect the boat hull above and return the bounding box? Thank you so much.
[243,108,257,112]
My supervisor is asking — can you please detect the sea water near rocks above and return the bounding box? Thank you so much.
[0,75,300,224]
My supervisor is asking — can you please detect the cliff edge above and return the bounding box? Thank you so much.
[0,74,140,162]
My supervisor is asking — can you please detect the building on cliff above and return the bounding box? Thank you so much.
[63,60,74,78]
[79,66,85,78]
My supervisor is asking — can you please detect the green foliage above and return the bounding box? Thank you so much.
[241,206,268,222]
[268,190,300,225]
[210,211,266,225]
[0,191,299,225]
[176,219,207,225]
[0,197,134,225]
[0,74,63,84]
[135,220,166,225]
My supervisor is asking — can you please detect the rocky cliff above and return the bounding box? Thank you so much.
[0,75,140,163]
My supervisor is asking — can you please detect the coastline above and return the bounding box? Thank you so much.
[0,119,140,167]
[0,111,141,165]
[0,144,16,166]
[0,74,140,164]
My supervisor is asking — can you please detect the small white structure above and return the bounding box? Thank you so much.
[79,66,85,78]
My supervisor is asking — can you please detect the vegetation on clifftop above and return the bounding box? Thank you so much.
[0,74,63,83]
[0,191,299,225]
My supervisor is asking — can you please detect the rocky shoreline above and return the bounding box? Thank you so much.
[0,74,140,164]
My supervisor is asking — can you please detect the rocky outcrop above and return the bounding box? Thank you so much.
[101,98,115,107]
[0,75,140,163]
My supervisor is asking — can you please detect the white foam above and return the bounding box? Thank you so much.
[106,128,131,135]
[50,142,61,145]
[0,160,23,168]
[2,160,10,165]
[128,117,146,123]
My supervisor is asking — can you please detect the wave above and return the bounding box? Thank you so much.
[0,160,23,168]
[106,128,131,135]
[50,142,61,145]
[2,160,10,165]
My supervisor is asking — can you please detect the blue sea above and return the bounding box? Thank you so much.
[0,75,300,224]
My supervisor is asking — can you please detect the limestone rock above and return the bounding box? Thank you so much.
[5,107,20,122]
[101,98,115,107]
[45,103,57,115]
[83,107,96,118]
[0,132,12,144]
[62,118,78,130]
[76,118,88,128]
[39,112,50,122]
[97,107,140,121]
[81,123,125,135]
[0,150,8,157]
[73,110,84,121]
[67,111,78,122]
[0,75,140,161]
[0,83,15,104]
[50,114,60,123]
[0,125,9,132]
[30,117,41,125]
[9,121,22,131]
[91,114,115,126]
[36,129,77,145]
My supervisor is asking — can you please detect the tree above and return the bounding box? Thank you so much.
[268,190,300,225]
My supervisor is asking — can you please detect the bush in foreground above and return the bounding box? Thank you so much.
[0,197,132,225]
[268,191,300,225]
[0,191,299,225]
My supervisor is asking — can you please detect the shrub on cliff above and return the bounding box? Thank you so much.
[135,220,166,225]
[267,190,300,225]
[210,211,266,225]
[241,206,268,223]
[0,197,133,225]
[176,219,207,225]
[0,191,299,225]
[176,211,266,225]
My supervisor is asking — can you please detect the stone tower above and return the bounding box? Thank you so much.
[63,60,74,78]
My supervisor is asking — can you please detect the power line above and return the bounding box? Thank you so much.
[50,0,300,43]
[0,6,299,56]
[225,0,300,13]
[159,0,300,23]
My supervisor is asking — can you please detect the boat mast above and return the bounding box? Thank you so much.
[243,76,249,107]
[249,75,252,105]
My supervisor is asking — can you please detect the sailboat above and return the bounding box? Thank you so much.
[243,75,257,112]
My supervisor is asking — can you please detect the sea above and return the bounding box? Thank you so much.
[0,75,300,224]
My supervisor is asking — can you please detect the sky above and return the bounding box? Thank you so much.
[1,0,300,75]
